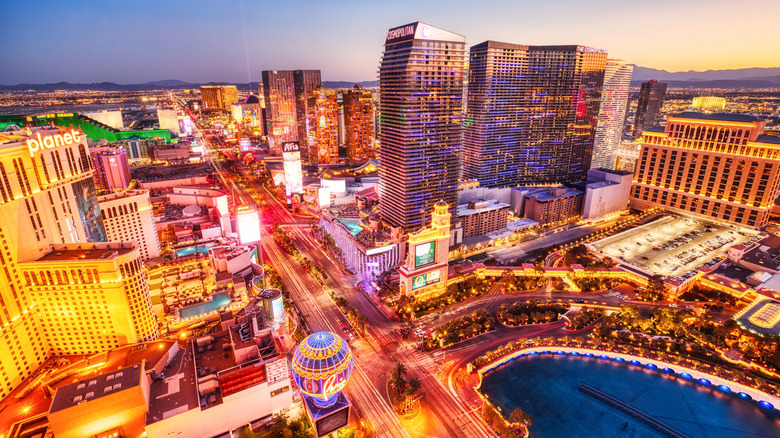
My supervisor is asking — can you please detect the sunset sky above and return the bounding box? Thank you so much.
[1,0,778,84]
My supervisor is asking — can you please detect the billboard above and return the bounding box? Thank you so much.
[414,241,436,268]
[411,269,441,291]
[282,141,303,204]
[237,204,261,244]
[315,406,349,437]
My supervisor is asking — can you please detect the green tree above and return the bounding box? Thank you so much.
[509,407,533,426]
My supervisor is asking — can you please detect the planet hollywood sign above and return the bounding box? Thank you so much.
[26,130,82,157]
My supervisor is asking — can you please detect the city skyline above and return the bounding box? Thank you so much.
[1,0,779,85]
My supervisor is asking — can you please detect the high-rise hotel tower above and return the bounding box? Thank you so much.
[631,112,780,228]
[592,60,633,170]
[378,22,466,231]
[462,42,607,187]
[0,127,157,398]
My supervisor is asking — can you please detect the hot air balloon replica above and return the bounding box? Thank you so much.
[292,331,353,436]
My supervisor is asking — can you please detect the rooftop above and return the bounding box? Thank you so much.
[457,199,510,216]
[131,162,213,182]
[756,135,780,145]
[741,235,780,272]
[36,243,136,262]
[50,364,142,414]
[672,112,762,123]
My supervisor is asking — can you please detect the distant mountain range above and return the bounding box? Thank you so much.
[630,66,780,88]
[0,80,378,92]
[3,66,780,91]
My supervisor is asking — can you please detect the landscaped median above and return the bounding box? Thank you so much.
[425,308,495,350]
[471,345,780,413]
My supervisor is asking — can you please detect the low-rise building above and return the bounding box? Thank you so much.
[457,199,510,238]
[579,168,633,221]
[522,187,584,225]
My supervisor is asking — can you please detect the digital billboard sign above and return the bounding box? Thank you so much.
[282,141,303,204]
[411,269,441,290]
[237,204,261,244]
[414,241,436,268]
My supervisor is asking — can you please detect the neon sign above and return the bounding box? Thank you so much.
[26,130,82,157]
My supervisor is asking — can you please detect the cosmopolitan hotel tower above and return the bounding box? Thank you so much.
[378,22,466,231]
[630,112,780,228]
[0,126,158,399]
[462,42,607,187]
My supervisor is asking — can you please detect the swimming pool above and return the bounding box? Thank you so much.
[480,354,780,437]
[337,218,363,236]
[179,292,230,319]
[175,245,210,257]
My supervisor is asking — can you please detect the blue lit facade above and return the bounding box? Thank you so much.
[463,42,607,187]
[291,331,353,408]
[378,22,465,231]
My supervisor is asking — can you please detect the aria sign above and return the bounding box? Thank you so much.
[26,130,82,157]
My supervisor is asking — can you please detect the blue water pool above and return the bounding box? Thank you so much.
[179,293,230,319]
[176,245,210,257]
[480,355,780,438]
[337,218,363,236]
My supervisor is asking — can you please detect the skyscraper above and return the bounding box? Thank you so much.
[262,70,298,152]
[90,146,131,191]
[592,60,633,170]
[314,88,340,164]
[631,112,780,228]
[200,85,239,110]
[343,85,375,163]
[0,126,157,399]
[99,189,161,262]
[462,42,607,187]
[294,70,323,164]
[378,22,466,231]
[261,70,322,161]
[632,79,667,140]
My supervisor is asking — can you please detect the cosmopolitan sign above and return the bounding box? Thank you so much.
[26,130,82,157]
[386,24,416,41]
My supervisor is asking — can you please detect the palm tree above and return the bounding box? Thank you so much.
[404,377,422,412]
[391,363,408,397]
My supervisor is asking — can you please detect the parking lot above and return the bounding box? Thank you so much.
[590,215,759,280]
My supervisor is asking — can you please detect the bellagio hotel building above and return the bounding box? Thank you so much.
[630,112,780,228]
[0,126,158,399]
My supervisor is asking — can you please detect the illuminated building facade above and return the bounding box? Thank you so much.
[630,112,780,228]
[262,71,297,151]
[692,96,727,111]
[463,41,607,187]
[593,60,633,170]
[19,242,158,355]
[295,70,323,164]
[632,80,667,140]
[398,200,452,298]
[99,190,161,261]
[90,146,131,191]
[262,70,323,161]
[378,22,466,231]
[342,85,375,163]
[314,88,340,164]
[200,85,239,110]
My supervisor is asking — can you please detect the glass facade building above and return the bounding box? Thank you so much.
[463,42,607,187]
[262,70,322,162]
[342,85,375,163]
[314,88,340,164]
[378,22,466,231]
[593,59,633,170]
[632,79,668,140]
